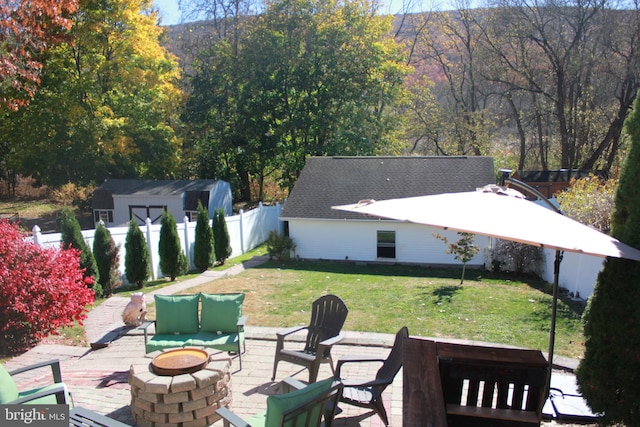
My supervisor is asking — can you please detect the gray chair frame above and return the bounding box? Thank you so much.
[6,359,73,405]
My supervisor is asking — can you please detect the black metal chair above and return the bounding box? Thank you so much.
[272,295,349,383]
[334,326,408,426]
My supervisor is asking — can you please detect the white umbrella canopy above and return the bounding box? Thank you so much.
[333,186,640,402]
[332,188,640,261]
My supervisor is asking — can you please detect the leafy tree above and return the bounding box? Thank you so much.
[400,2,640,173]
[556,175,617,235]
[405,5,494,157]
[0,0,183,187]
[125,220,151,289]
[213,208,232,265]
[0,0,77,110]
[576,93,640,425]
[159,210,188,280]
[434,232,479,284]
[194,202,215,272]
[93,222,122,297]
[57,207,100,294]
[0,220,94,354]
[185,0,411,198]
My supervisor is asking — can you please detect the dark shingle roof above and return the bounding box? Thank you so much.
[95,179,222,196]
[280,156,495,220]
[92,179,223,210]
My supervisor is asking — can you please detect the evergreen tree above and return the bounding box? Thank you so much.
[576,96,640,425]
[93,222,121,297]
[57,207,100,293]
[159,211,188,281]
[125,220,151,289]
[194,202,215,272]
[213,208,232,265]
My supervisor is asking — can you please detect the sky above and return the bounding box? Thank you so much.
[154,0,182,26]
[153,0,431,26]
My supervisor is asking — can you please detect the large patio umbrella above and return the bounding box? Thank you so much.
[332,187,640,393]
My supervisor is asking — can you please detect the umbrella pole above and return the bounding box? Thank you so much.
[547,249,563,396]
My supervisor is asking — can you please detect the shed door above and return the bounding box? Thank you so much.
[130,206,166,225]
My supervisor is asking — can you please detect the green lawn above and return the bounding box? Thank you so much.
[147,259,586,359]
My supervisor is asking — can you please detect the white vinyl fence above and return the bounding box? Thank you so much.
[540,248,603,300]
[29,202,283,284]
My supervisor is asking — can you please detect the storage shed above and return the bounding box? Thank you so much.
[92,179,232,227]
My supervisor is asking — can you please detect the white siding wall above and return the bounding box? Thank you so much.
[209,181,233,216]
[289,218,601,299]
[288,219,489,266]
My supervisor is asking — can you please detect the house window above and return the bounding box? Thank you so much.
[94,210,113,224]
[377,230,396,259]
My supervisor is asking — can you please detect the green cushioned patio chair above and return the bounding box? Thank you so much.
[0,359,73,405]
[216,377,343,427]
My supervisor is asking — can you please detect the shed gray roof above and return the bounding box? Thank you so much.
[280,156,495,220]
[92,179,225,210]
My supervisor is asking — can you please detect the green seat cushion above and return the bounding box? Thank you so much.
[145,334,201,353]
[246,410,267,427]
[187,332,243,352]
[200,293,245,334]
[0,364,19,404]
[154,294,200,334]
[265,378,334,427]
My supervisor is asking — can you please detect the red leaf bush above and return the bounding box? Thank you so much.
[0,220,95,354]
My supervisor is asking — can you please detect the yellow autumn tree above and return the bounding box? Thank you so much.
[1,0,183,185]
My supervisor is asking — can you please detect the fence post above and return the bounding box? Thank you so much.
[239,209,245,254]
[276,201,283,233]
[32,225,42,246]
[145,218,156,280]
[183,216,191,270]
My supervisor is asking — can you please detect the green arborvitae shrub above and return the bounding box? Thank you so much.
[159,210,188,281]
[576,95,640,426]
[57,207,100,294]
[194,202,215,272]
[213,208,232,265]
[93,222,122,297]
[125,220,151,289]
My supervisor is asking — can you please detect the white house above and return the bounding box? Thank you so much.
[92,179,233,227]
[280,156,496,267]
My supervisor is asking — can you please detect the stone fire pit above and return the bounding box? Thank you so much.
[129,349,232,427]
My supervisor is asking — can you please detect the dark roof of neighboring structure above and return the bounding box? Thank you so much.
[516,170,608,182]
[92,179,226,210]
[95,179,224,196]
[280,156,496,220]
